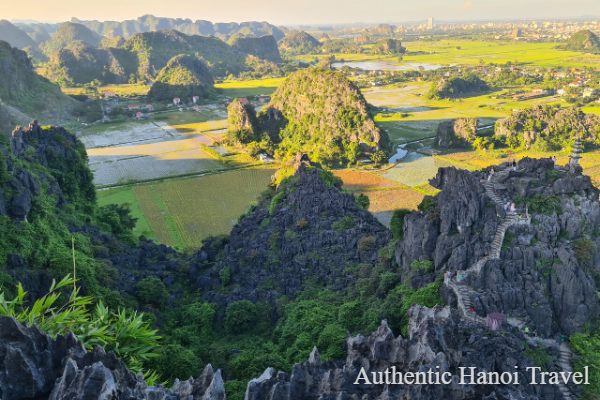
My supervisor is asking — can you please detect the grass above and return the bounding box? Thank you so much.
[96,168,275,249]
[215,77,285,97]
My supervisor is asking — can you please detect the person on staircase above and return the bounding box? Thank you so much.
[488,168,495,182]
[512,160,517,171]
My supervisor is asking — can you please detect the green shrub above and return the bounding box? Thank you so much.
[269,191,286,215]
[570,331,600,399]
[524,345,552,369]
[573,238,596,269]
[154,344,199,382]
[219,267,232,286]
[333,216,355,231]
[410,259,434,273]
[355,193,370,210]
[418,196,437,213]
[317,323,347,360]
[225,300,258,334]
[519,195,561,215]
[357,235,378,253]
[136,277,169,307]
[390,209,411,239]
[338,301,363,332]
[0,275,160,380]
[378,271,399,293]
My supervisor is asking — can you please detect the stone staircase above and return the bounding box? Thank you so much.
[443,166,575,400]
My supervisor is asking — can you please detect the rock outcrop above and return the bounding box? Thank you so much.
[278,31,321,55]
[195,160,390,306]
[245,307,569,400]
[495,105,600,148]
[435,118,478,147]
[395,158,600,337]
[565,29,600,54]
[0,316,226,400]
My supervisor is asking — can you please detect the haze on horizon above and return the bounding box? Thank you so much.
[2,0,599,25]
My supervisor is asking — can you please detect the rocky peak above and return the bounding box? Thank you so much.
[397,158,600,337]
[196,163,390,305]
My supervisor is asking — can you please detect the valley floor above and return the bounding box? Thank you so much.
[85,61,600,249]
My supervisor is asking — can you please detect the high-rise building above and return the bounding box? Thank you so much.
[427,17,434,30]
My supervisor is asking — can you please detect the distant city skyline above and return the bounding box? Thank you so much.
[2,0,600,25]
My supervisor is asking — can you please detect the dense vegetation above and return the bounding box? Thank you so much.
[428,73,489,99]
[44,42,138,85]
[229,35,281,63]
[494,105,600,150]
[148,54,214,101]
[227,68,389,166]
[0,121,445,399]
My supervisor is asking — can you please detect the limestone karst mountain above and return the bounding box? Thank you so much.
[148,54,215,100]
[565,29,600,54]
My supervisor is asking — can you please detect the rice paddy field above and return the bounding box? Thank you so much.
[97,168,276,249]
[298,40,600,69]
[333,170,426,225]
[214,77,285,97]
[402,40,600,69]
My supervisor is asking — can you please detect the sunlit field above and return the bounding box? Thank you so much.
[97,168,276,249]
[215,77,285,97]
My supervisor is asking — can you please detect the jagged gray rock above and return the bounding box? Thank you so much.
[245,309,570,400]
[396,159,600,337]
[0,317,225,400]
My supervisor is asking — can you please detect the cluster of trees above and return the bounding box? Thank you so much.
[435,105,600,153]
[427,72,489,99]
[494,105,600,151]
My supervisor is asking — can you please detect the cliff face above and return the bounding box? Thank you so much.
[396,159,600,337]
[195,161,390,306]
[0,41,76,124]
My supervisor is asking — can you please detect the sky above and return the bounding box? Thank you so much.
[1,0,599,25]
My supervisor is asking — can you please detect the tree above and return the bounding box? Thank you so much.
[225,300,258,334]
[370,150,387,166]
[136,277,168,307]
[390,209,411,239]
